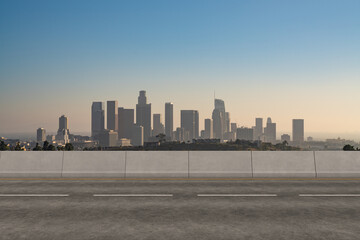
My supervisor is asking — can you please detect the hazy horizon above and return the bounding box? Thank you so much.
[1,0,359,137]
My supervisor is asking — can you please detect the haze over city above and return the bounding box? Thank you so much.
[1,0,360,140]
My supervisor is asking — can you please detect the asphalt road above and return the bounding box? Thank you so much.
[0,180,360,240]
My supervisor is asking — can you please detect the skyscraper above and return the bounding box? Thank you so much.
[132,125,144,146]
[136,91,151,141]
[292,119,304,144]
[56,115,70,143]
[165,102,173,140]
[107,100,118,131]
[231,123,237,133]
[36,128,46,142]
[118,108,134,139]
[181,110,199,141]
[212,99,225,140]
[204,118,213,139]
[91,102,105,138]
[253,118,263,141]
[153,114,164,136]
[264,117,276,143]
[225,112,230,133]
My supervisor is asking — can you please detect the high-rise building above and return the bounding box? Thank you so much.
[136,91,151,141]
[236,127,254,141]
[118,108,134,140]
[225,112,230,133]
[175,127,185,142]
[181,110,199,140]
[165,102,173,140]
[56,115,70,143]
[153,114,164,136]
[91,102,105,138]
[212,99,226,140]
[281,134,291,143]
[253,118,263,141]
[264,117,276,143]
[36,128,46,142]
[132,125,144,146]
[107,101,118,131]
[292,119,304,144]
[204,119,213,139]
[231,123,237,133]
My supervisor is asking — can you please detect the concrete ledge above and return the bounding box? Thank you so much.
[0,152,63,177]
[252,151,316,177]
[62,151,126,177]
[189,151,252,177]
[315,151,360,177]
[126,151,188,178]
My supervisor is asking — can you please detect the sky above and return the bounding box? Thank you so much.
[0,0,360,140]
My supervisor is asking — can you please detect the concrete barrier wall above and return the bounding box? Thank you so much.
[126,151,188,178]
[2,151,360,178]
[315,151,360,177]
[0,151,63,177]
[62,151,126,177]
[252,151,316,178]
[189,151,252,178]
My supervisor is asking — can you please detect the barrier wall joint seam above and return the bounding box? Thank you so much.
[313,151,318,178]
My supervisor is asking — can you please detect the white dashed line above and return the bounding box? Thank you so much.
[197,194,277,197]
[299,194,360,197]
[0,194,69,197]
[93,194,173,197]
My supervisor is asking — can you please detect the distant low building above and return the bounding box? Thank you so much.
[236,127,254,141]
[281,134,291,143]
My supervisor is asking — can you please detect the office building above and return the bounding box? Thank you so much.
[132,125,144,146]
[231,123,237,133]
[136,91,151,141]
[293,119,304,144]
[181,110,199,140]
[253,118,263,141]
[36,128,46,142]
[98,130,118,147]
[91,102,105,138]
[225,112,230,133]
[153,114,164,136]
[175,127,185,142]
[165,102,173,140]
[236,127,254,141]
[204,118,213,139]
[107,101,118,131]
[118,108,134,139]
[264,117,276,143]
[46,135,55,143]
[212,99,226,140]
[56,115,70,144]
[281,134,291,143]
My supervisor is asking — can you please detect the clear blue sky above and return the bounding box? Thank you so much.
[1,0,360,138]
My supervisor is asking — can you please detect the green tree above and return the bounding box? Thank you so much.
[343,144,355,151]
[156,133,166,144]
[64,143,74,151]
[57,145,65,151]
[0,141,9,151]
[42,141,49,151]
[33,143,42,151]
[47,144,56,151]
[14,142,23,151]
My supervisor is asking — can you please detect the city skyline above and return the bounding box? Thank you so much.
[1,0,360,139]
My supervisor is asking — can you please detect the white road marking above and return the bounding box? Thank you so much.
[299,194,360,197]
[93,194,173,197]
[197,194,277,197]
[0,194,69,197]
